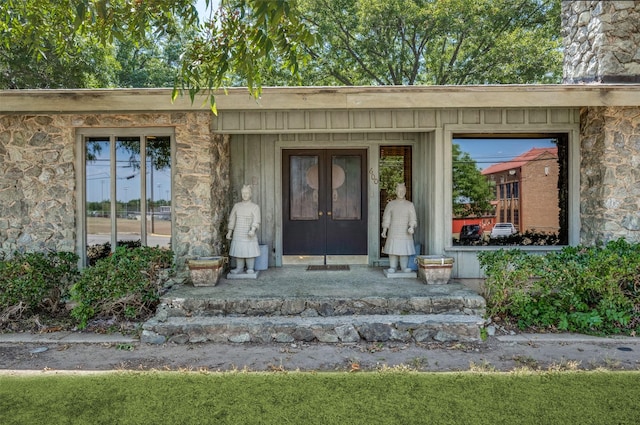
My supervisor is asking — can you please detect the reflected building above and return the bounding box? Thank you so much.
[482,147,559,235]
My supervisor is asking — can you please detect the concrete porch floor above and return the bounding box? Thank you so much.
[168,265,485,299]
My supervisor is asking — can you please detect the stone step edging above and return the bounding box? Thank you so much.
[142,314,485,345]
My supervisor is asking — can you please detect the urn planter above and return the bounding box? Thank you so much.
[186,256,226,287]
[416,255,454,285]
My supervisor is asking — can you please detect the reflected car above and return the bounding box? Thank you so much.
[459,224,482,242]
[490,223,517,238]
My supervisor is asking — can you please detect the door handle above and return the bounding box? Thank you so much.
[326,211,332,216]
[318,211,323,216]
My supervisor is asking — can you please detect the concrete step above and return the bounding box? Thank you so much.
[157,294,486,318]
[142,314,485,345]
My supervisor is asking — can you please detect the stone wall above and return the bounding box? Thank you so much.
[0,115,76,255]
[563,2,640,244]
[580,106,640,244]
[174,118,231,267]
[0,111,229,267]
[563,1,640,83]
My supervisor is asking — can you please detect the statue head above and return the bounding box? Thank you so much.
[395,183,406,199]
[241,184,252,201]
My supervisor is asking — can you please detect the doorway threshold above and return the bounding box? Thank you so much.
[282,255,368,266]
[306,265,350,271]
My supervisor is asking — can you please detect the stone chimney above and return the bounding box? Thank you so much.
[563,2,640,244]
[562,1,640,83]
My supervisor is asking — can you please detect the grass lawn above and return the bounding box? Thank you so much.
[1,371,639,424]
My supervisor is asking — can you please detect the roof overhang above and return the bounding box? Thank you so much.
[1,84,639,113]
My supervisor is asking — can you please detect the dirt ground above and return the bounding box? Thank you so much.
[1,333,639,374]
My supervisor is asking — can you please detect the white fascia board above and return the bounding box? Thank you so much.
[1,85,639,113]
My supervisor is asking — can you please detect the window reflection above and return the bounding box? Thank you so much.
[84,133,172,266]
[452,136,567,246]
[85,138,111,247]
[116,137,142,247]
[146,136,172,246]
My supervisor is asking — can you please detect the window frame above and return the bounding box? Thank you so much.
[444,128,580,251]
[76,128,175,267]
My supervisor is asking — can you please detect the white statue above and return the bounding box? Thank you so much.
[381,183,417,273]
[226,185,261,274]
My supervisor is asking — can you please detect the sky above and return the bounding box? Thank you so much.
[196,0,219,19]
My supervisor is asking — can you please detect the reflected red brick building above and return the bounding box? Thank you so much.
[482,147,559,235]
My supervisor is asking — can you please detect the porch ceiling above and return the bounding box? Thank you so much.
[1,84,639,113]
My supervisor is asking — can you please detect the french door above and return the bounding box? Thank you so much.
[282,149,367,258]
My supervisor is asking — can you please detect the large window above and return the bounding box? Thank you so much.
[83,131,172,264]
[452,135,568,246]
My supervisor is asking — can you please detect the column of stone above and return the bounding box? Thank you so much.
[172,112,230,269]
[563,1,640,244]
[563,1,640,84]
[579,106,640,244]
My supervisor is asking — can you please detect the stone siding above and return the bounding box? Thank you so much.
[174,124,230,266]
[563,2,640,244]
[580,106,640,244]
[0,115,76,255]
[563,1,640,83]
[0,112,229,267]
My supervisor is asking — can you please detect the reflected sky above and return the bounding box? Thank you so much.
[86,143,171,203]
[454,138,556,170]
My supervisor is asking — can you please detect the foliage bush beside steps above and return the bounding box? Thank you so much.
[1,246,174,332]
[478,239,640,336]
[0,251,79,326]
[70,246,174,329]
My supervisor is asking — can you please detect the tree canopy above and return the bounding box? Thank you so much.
[0,0,199,89]
[1,0,562,107]
[452,143,495,217]
[294,0,562,86]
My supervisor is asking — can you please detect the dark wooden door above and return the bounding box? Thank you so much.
[282,149,367,256]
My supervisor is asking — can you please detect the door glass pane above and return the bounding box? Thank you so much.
[116,137,142,247]
[331,155,361,220]
[290,155,319,220]
[146,136,172,247]
[85,137,111,253]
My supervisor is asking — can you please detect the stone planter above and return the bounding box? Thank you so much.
[186,256,226,287]
[416,255,454,285]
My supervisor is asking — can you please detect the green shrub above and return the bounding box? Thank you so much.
[70,246,174,329]
[0,251,79,323]
[478,239,640,335]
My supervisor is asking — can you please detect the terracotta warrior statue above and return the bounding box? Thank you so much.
[381,183,417,273]
[226,185,261,274]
